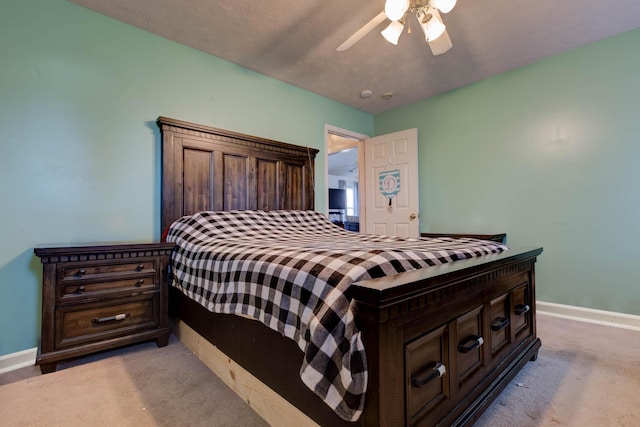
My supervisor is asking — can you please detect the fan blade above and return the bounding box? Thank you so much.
[428,30,453,55]
[336,11,387,52]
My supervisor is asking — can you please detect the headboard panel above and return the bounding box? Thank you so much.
[158,116,318,233]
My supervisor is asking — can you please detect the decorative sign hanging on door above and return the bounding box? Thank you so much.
[379,169,401,206]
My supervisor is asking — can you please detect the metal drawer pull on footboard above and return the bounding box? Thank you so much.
[491,317,510,331]
[458,335,484,353]
[515,304,530,315]
[412,362,447,388]
[92,313,130,324]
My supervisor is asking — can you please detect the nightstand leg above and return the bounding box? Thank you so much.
[156,333,170,347]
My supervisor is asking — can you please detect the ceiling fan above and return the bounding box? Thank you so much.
[336,0,456,56]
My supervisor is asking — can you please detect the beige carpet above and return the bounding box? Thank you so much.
[0,335,268,427]
[475,314,640,427]
[1,314,639,426]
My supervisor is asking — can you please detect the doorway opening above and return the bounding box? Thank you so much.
[324,125,367,232]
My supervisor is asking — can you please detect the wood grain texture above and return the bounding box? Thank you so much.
[34,242,175,373]
[176,320,319,427]
[158,116,318,232]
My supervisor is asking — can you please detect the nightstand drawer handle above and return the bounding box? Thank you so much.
[135,279,144,287]
[136,264,145,271]
[75,269,86,277]
[74,286,86,295]
[92,313,130,324]
[412,362,447,388]
[515,304,530,315]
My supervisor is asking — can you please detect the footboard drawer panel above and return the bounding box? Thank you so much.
[455,305,486,389]
[405,324,450,426]
[511,282,533,344]
[489,293,511,358]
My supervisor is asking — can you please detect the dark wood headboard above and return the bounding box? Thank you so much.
[158,116,318,233]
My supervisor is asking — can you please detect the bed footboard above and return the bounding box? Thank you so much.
[171,247,542,426]
[351,247,542,426]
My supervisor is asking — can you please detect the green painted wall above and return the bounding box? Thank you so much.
[2,0,638,358]
[0,0,373,356]
[375,28,640,316]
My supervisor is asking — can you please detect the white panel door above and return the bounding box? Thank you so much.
[363,128,419,237]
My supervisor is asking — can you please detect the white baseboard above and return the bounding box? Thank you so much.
[1,304,635,374]
[537,301,640,332]
[0,347,37,375]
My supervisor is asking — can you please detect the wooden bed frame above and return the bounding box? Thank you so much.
[158,116,542,427]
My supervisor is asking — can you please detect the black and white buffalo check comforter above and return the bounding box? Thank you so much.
[167,210,508,421]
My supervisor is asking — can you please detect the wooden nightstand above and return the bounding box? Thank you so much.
[34,242,175,373]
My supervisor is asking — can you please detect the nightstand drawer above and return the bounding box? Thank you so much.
[56,296,159,348]
[36,242,174,373]
[61,260,156,280]
[59,275,158,303]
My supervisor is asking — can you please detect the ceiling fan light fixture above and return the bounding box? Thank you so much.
[431,0,457,14]
[337,0,456,56]
[419,8,446,42]
[428,29,453,55]
[381,20,405,45]
[384,0,410,21]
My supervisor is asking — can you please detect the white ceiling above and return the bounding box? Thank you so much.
[328,149,359,178]
[327,133,359,177]
[67,0,640,114]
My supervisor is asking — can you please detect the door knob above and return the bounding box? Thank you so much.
[409,213,417,220]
